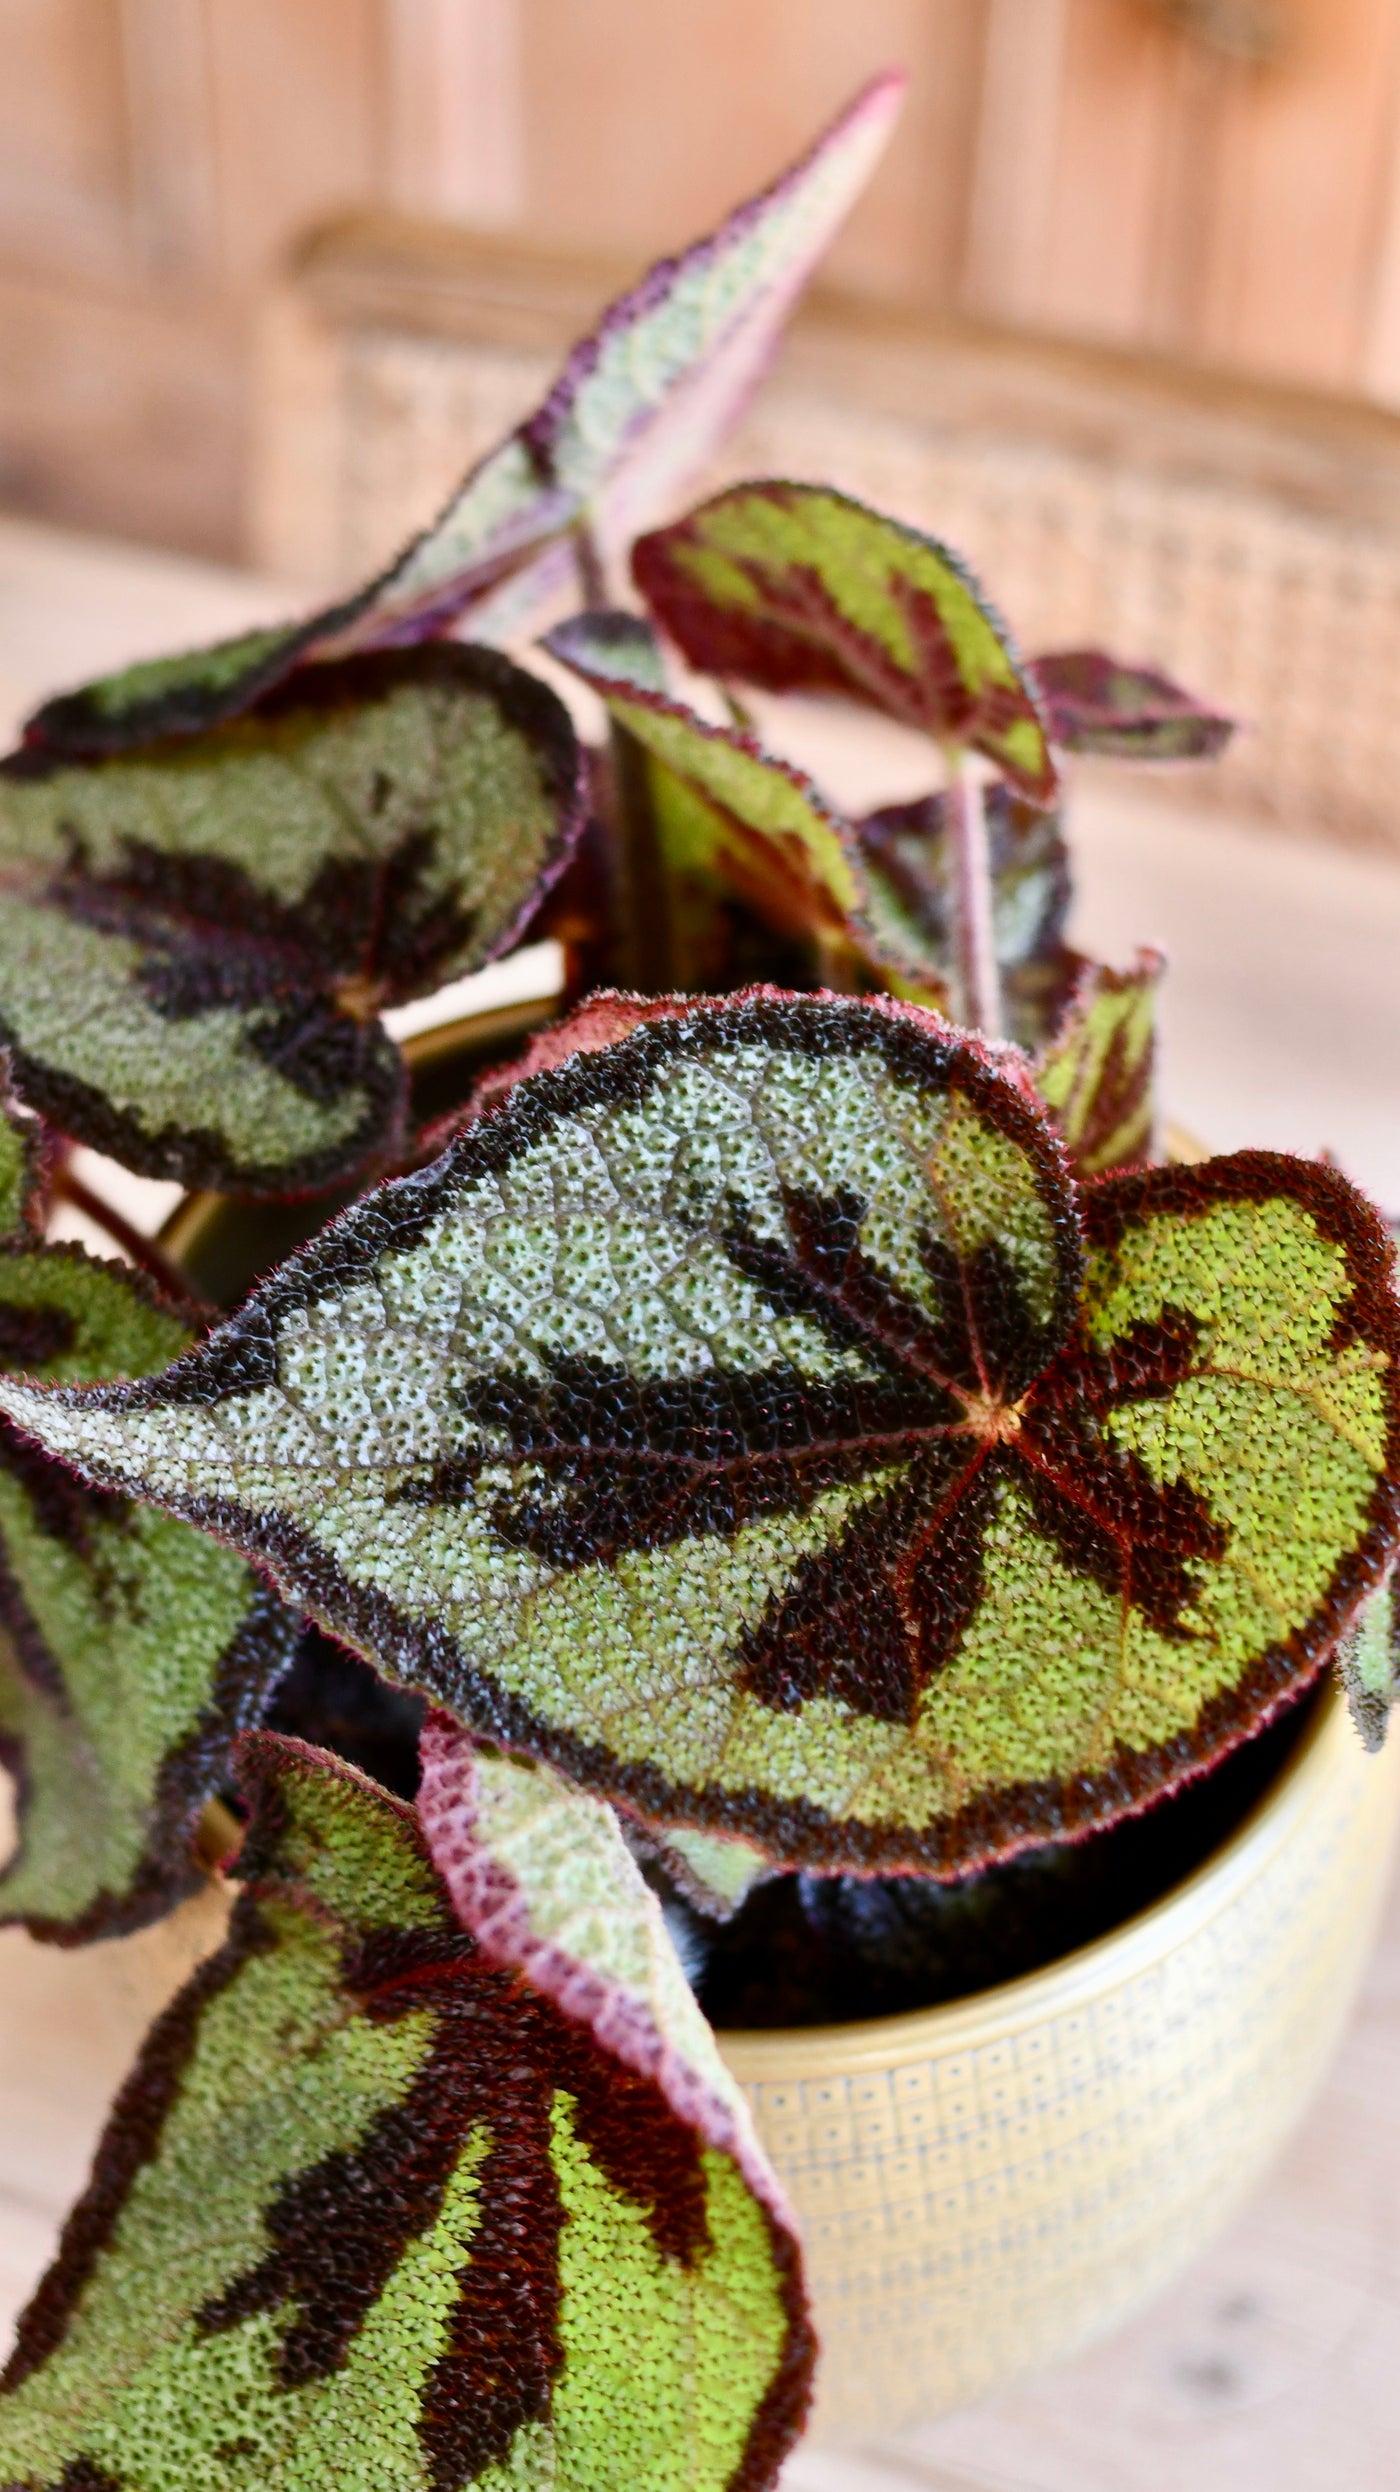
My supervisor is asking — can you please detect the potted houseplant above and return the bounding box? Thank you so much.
[0,69,1398,2482]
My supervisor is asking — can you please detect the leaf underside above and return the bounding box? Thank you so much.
[22,77,904,759]
[0,645,584,1195]
[4,993,1396,1879]
[0,1244,296,1940]
[0,1733,811,2491]
[1033,648,1235,762]
[633,480,1058,803]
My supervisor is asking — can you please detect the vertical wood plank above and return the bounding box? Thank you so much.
[118,0,221,280]
[203,0,379,286]
[1193,0,1400,390]
[961,0,1072,326]
[381,0,525,227]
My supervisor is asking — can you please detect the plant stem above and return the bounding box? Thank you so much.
[944,748,1002,1038]
[607,723,676,992]
[572,520,608,609]
[51,1164,193,1304]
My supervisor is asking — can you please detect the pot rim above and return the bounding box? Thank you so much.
[718,1676,1355,2080]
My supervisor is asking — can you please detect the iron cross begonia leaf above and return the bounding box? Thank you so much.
[2,993,1396,1878]
[1032,648,1236,761]
[547,611,909,989]
[24,77,904,761]
[632,481,1059,803]
[856,787,1073,1047]
[0,1731,812,2491]
[0,1245,296,1940]
[1034,949,1164,1177]
[0,644,584,1194]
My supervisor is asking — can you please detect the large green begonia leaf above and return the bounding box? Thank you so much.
[0,1731,812,2490]
[23,77,904,760]
[2,994,1396,1877]
[0,645,584,1194]
[633,480,1058,803]
[0,1244,296,1940]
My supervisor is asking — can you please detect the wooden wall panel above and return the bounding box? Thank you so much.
[9,0,1400,560]
[204,0,379,284]
[0,1,131,276]
[516,0,982,307]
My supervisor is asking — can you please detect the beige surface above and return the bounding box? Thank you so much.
[4,513,1400,2486]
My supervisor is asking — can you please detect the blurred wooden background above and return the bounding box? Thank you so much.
[6,0,1400,562]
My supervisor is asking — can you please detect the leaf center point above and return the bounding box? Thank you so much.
[953,1389,1024,1446]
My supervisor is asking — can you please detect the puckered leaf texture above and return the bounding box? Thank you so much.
[0,1245,295,1940]
[23,77,903,759]
[0,1733,812,2491]
[1,992,1397,1878]
[0,645,584,1194]
[1032,648,1235,761]
[633,481,1058,803]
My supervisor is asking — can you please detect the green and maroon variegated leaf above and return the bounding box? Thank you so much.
[547,611,901,989]
[24,77,904,760]
[1034,949,1163,1177]
[0,1732,812,2491]
[4,994,1397,1877]
[0,645,584,1194]
[0,1056,48,1243]
[0,1244,295,1940]
[419,1716,790,2165]
[1338,1569,1400,1751]
[633,481,1058,803]
[856,787,1073,1048]
[1032,649,1236,761]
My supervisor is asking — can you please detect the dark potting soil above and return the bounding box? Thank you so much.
[693,1686,1320,2030]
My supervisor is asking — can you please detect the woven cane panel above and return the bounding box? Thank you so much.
[720,1697,1400,2442]
[317,324,1400,853]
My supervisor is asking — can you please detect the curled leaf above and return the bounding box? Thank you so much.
[3,995,1395,1878]
[0,1733,812,2490]
[419,1717,790,2193]
[1033,649,1235,761]
[548,610,887,987]
[633,480,1058,802]
[25,77,905,759]
[1034,948,1164,1177]
[0,1244,296,1939]
[856,786,1073,1048]
[0,645,584,1194]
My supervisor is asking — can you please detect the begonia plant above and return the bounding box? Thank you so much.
[0,71,1397,2490]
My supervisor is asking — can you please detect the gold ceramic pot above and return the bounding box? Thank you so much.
[162,1019,1400,2448]
[720,1682,1400,2443]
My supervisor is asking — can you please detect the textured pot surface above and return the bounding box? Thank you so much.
[719,1684,1400,2443]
